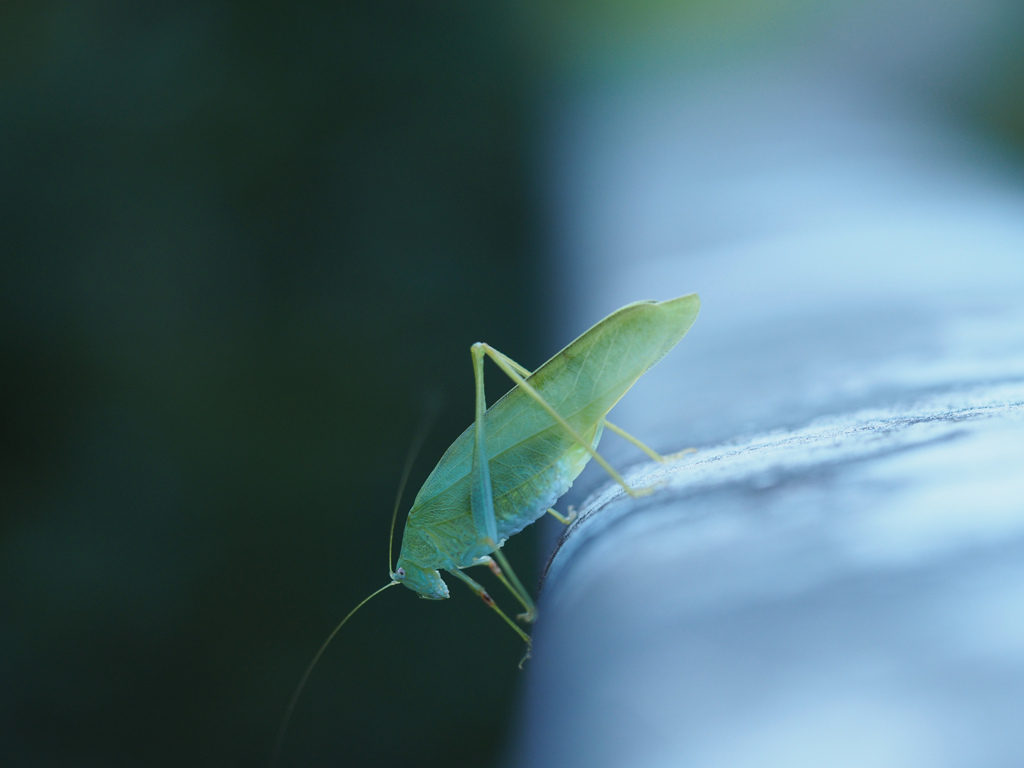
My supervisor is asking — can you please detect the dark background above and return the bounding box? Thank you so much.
[3,3,1024,767]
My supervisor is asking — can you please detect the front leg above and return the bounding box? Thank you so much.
[449,567,531,645]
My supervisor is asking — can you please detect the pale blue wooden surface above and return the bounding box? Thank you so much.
[510,9,1024,766]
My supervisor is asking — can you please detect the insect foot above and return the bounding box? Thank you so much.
[624,484,657,499]
[518,642,533,670]
[664,447,698,462]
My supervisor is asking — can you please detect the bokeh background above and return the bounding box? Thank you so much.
[3,2,1024,767]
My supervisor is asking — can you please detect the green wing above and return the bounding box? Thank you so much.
[406,294,699,557]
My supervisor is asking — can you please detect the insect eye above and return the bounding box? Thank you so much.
[396,567,406,579]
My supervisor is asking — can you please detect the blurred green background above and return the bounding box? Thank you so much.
[3,2,1024,767]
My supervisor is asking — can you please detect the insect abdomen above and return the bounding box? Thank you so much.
[493,422,603,542]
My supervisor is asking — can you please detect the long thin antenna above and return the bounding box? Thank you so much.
[388,397,440,574]
[270,580,399,768]
[273,397,439,767]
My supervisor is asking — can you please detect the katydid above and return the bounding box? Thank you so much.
[272,294,700,764]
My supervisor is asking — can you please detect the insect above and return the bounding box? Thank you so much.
[272,294,700,764]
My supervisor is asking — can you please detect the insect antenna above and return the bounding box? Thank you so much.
[388,397,440,574]
[270,580,398,768]
[272,399,439,767]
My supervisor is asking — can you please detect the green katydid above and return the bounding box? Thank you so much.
[272,294,700,764]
